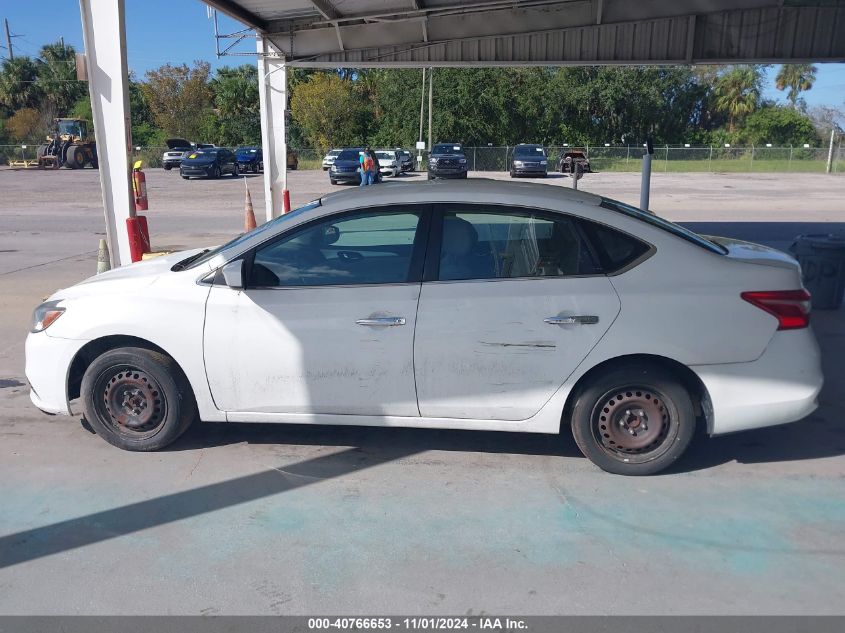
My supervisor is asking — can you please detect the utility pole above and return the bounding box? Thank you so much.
[428,67,433,151]
[4,19,13,60]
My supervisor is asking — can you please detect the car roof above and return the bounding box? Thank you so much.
[319,178,601,208]
[205,180,603,269]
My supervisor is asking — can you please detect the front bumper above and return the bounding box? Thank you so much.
[513,166,548,175]
[162,158,183,168]
[430,166,467,178]
[331,170,361,182]
[181,166,213,177]
[25,332,88,416]
[692,327,823,435]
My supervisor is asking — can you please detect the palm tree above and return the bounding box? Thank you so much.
[714,66,762,132]
[775,64,817,108]
[0,56,42,113]
[35,41,86,115]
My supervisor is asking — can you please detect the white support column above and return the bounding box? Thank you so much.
[79,0,134,266]
[257,37,287,223]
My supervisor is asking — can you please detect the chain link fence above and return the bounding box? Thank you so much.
[4,143,842,173]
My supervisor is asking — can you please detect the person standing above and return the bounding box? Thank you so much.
[359,147,375,187]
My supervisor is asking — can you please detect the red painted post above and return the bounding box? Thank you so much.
[282,189,291,214]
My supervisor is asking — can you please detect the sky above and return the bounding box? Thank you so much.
[2,0,844,109]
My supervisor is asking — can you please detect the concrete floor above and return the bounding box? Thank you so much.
[0,168,844,614]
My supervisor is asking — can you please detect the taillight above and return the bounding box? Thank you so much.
[741,289,811,330]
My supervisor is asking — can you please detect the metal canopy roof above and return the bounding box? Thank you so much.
[204,0,845,66]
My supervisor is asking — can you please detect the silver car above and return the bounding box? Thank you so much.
[162,138,192,171]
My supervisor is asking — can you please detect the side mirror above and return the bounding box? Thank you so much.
[221,259,244,289]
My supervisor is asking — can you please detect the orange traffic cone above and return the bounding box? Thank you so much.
[244,178,257,232]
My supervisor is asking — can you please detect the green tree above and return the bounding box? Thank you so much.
[740,106,819,146]
[714,66,762,132]
[140,62,213,140]
[35,41,86,115]
[211,65,260,146]
[290,72,369,150]
[0,56,42,114]
[775,64,817,108]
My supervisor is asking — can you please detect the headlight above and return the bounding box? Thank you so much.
[428,158,437,164]
[331,165,338,171]
[514,161,524,167]
[31,300,65,333]
[458,158,467,164]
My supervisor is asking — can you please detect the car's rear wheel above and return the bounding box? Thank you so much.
[163,164,172,171]
[81,347,196,451]
[569,363,695,475]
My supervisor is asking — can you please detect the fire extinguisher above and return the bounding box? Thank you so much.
[132,160,148,211]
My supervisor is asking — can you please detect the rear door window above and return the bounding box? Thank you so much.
[433,206,599,281]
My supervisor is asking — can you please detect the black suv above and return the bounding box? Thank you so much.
[510,144,549,177]
[427,143,468,180]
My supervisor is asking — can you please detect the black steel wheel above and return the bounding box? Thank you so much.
[81,347,196,451]
[570,362,695,475]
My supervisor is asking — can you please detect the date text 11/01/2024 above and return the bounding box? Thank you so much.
[307,617,528,630]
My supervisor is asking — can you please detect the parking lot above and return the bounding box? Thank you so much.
[1,166,844,614]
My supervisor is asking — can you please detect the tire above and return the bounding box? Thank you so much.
[210,166,220,179]
[510,170,516,178]
[164,164,172,171]
[67,145,85,169]
[569,362,696,476]
[80,347,196,451]
[232,164,240,177]
[460,171,468,179]
[330,179,338,185]
[427,172,433,180]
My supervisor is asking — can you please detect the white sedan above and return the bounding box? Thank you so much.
[25,180,822,475]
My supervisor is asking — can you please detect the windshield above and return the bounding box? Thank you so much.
[376,152,394,160]
[236,148,258,156]
[188,149,218,158]
[180,200,323,270]
[328,150,341,156]
[433,144,463,154]
[600,198,727,255]
[337,150,362,161]
[514,146,545,157]
[58,120,84,137]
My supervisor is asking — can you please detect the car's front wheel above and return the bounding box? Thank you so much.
[81,347,196,451]
[163,164,172,171]
[569,362,695,475]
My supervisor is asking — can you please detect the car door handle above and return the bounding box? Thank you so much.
[356,317,406,327]
[544,315,599,325]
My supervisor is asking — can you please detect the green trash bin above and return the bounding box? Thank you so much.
[789,234,845,310]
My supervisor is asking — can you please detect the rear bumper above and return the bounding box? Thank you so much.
[692,328,823,435]
[25,332,87,416]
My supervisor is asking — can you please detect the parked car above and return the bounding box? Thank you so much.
[329,148,381,185]
[287,149,299,171]
[376,150,402,177]
[25,180,822,476]
[559,150,591,174]
[510,144,549,177]
[180,148,239,179]
[322,149,341,171]
[428,143,468,179]
[162,138,192,171]
[397,149,414,172]
[235,147,263,173]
